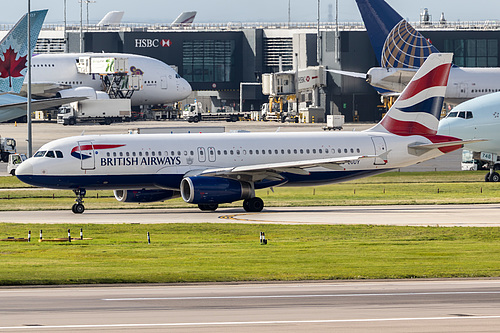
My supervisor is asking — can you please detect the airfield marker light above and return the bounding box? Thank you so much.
[260,232,267,245]
[147,232,151,244]
[80,228,83,240]
[28,230,31,243]
[39,230,42,241]
[68,229,71,243]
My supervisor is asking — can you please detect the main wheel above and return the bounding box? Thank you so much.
[72,203,85,214]
[243,197,264,212]
[490,172,500,182]
[198,203,218,211]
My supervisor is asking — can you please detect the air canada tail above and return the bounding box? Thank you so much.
[369,53,453,136]
[355,0,439,68]
[0,9,48,94]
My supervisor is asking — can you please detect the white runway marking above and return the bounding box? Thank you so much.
[2,316,500,330]
[102,290,500,301]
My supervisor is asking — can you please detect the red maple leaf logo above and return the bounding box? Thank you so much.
[0,46,27,88]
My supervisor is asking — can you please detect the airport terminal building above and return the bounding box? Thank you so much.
[27,21,500,122]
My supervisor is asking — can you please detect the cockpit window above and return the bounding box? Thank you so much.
[33,150,46,157]
[446,111,458,118]
[56,151,64,158]
[466,111,473,119]
[458,111,466,119]
[45,151,55,158]
[175,74,181,79]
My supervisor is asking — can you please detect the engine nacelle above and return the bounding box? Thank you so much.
[56,87,109,100]
[114,189,180,203]
[180,177,253,204]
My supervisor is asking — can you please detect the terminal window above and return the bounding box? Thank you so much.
[444,39,498,67]
[183,40,235,82]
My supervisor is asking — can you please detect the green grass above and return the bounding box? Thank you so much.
[1,223,500,285]
[0,171,498,210]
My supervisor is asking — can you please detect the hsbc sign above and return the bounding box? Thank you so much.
[135,39,172,48]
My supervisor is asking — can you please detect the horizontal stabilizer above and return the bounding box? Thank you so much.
[326,69,367,79]
[408,139,486,151]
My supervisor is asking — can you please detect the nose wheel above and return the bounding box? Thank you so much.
[72,189,86,214]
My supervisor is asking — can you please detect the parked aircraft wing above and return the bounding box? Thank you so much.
[0,96,87,111]
[19,82,72,98]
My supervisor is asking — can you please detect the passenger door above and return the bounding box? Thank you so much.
[371,136,388,165]
[77,141,95,170]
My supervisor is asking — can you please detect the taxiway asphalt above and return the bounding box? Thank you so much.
[1,279,500,332]
[1,204,499,226]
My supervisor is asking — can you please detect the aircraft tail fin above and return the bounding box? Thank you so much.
[355,0,439,68]
[0,9,48,94]
[97,11,124,27]
[171,11,197,26]
[369,53,452,136]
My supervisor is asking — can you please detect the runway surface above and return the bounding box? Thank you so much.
[1,279,500,332]
[1,204,500,226]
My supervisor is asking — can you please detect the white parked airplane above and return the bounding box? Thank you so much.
[438,93,500,182]
[337,0,500,105]
[23,53,192,106]
[0,10,86,122]
[16,53,470,214]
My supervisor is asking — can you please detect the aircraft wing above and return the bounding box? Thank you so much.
[326,69,367,79]
[19,82,72,98]
[193,155,378,182]
[0,96,87,111]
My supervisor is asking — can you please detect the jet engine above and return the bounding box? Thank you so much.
[56,87,109,100]
[180,177,253,204]
[113,189,180,203]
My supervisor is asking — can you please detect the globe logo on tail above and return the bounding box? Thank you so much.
[381,20,438,69]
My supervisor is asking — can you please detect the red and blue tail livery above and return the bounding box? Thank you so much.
[371,53,452,136]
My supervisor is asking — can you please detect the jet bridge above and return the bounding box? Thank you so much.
[76,56,143,100]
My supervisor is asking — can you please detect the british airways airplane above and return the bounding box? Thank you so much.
[16,53,469,214]
[341,0,500,104]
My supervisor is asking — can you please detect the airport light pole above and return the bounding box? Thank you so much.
[27,0,33,157]
[79,0,83,52]
[63,0,67,52]
[85,0,96,28]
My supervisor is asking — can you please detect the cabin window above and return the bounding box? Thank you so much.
[139,152,142,156]
[113,152,117,157]
[132,152,136,157]
[268,149,272,154]
[177,151,181,155]
[338,148,342,153]
[350,148,354,153]
[125,152,130,157]
[230,150,234,155]
[281,149,285,154]
[151,151,155,156]
[255,150,259,155]
[217,150,221,155]
[119,152,123,157]
[224,150,228,155]
[249,150,253,155]
[171,151,174,156]
[306,149,310,154]
[191,151,195,156]
[293,149,298,154]
[275,149,279,154]
[357,148,361,153]
[312,149,316,154]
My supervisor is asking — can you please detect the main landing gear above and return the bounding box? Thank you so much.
[72,189,86,214]
[196,197,264,213]
[243,197,264,212]
[485,169,500,182]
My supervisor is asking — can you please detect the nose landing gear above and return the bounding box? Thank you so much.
[72,189,86,214]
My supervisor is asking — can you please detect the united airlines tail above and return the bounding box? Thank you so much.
[370,53,453,136]
[355,0,439,69]
[0,9,47,93]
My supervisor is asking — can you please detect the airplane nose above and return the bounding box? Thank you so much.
[437,120,450,136]
[182,79,192,97]
[15,159,33,177]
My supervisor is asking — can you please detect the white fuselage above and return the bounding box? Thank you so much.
[31,53,192,106]
[16,131,445,191]
[368,66,500,105]
[438,91,500,154]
